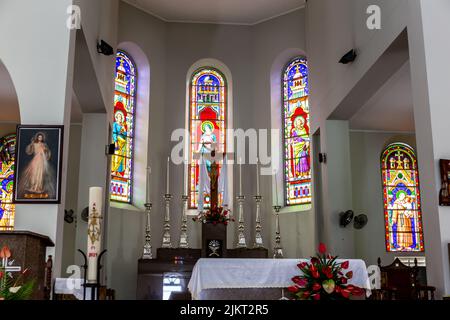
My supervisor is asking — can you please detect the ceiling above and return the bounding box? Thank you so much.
[350,61,415,132]
[123,0,306,25]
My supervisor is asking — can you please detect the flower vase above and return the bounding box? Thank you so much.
[201,222,227,258]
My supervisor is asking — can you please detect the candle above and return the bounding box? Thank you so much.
[184,159,188,196]
[146,167,151,204]
[87,187,103,284]
[239,157,243,196]
[256,158,260,196]
[166,157,170,195]
[274,173,279,206]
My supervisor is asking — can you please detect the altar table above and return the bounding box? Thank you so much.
[188,259,372,300]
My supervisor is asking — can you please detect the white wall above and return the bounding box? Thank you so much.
[73,0,119,117]
[306,0,450,297]
[61,124,82,274]
[407,0,450,297]
[0,0,76,276]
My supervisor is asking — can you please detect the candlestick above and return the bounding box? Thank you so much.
[273,206,283,259]
[256,158,260,196]
[162,193,173,248]
[166,157,170,195]
[146,167,151,204]
[179,195,189,248]
[87,187,103,283]
[142,202,153,259]
[236,195,247,248]
[239,157,243,196]
[253,195,264,248]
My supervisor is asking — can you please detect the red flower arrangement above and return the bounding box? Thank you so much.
[192,206,235,225]
[288,243,365,300]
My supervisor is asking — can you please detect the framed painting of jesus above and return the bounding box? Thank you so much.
[13,125,64,204]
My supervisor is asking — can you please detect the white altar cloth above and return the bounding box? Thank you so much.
[188,259,371,300]
[54,278,92,300]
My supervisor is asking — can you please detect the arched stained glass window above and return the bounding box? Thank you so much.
[110,51,137,203]
[381,143,424,252]
[283,57,311,206]
[0,134,16,230]
[188,68,227,208]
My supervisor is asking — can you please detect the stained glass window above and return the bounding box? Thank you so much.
[188,68,227,208]
[0,134,16,230]
[283,57,311,206]
[381,143,424,252]
[110,51,137,203]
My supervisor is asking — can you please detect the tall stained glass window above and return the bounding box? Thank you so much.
[189,68,227,208]
[0,134,16,230]
[110,51,137,203]
[283,57,311,206]
[381,143,424,252]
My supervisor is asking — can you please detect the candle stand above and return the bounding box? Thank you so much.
[78,249,107,300]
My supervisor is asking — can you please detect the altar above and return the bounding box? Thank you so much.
[188,258,372,300]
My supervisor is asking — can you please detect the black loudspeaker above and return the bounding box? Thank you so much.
[97,40,114,56]
[339,210,354,227]
[106,144,115,155]
[339,49,357,64]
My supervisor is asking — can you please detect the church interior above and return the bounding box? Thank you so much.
[1,0,450,301]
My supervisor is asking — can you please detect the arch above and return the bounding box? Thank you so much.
[185,59,233,210]
[112,42,150,208]
[270,49,311,208]
[110,50,139,204]
[381,142,424,252]
[0,59,21,128]
[270,49,312,211]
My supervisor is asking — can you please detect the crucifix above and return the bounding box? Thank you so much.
[395,151,404,169]
[209,150,219,210]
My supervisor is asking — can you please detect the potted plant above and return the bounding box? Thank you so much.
[288,243,365,300]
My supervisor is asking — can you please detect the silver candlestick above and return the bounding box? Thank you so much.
[162,194,172,248]
[142,203,153,259]
[178,195,189,248]
[236,195,247,248]
[273,206,283,259]
[253,195,264,248]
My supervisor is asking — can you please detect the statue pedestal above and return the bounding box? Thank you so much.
[201,223,227,258]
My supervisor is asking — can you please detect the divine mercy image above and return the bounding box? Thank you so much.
[14,126,63,203]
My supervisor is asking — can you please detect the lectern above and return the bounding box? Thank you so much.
[0,231,54,300]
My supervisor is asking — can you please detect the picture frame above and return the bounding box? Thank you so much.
[13,125,64,204]
[439,159,450,206]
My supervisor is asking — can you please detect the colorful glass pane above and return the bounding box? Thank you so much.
[110,51,136,203]
[283,57,311,206]
[189,68,227,208]
[381,143,424,252]
[0,134,16,230]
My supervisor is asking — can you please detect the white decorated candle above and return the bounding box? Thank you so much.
[256,158,260,196]
[166,157,170,195]
[239,157,243,196]
[146,167,151,204]
[87,187,103,284]
[274,173,279,206]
